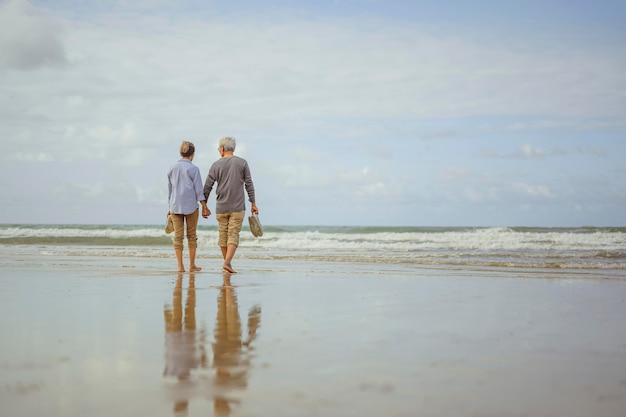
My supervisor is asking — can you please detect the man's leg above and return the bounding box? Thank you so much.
[222,211,244,273]
[217,213,229,269]
[223,244,238,273]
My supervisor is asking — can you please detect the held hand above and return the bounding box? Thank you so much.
[251,203,259,215]
[200,200,210,218]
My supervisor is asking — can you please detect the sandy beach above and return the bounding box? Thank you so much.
[1,251,626,417]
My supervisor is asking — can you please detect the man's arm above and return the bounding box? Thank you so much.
[203,167,216,202]
[243,161,256,207]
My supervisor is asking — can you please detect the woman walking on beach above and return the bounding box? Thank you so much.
[204,137,259,273]
[168,141,210,272]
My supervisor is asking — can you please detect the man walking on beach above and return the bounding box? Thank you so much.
[204,137,259,273]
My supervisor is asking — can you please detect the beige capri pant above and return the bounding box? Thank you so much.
[216,210,245,247]
[171,208,199,250]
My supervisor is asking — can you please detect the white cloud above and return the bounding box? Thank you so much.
[270,164,328,189]
[87,123,136,144]
[512,183,554,200]
[357,141,393,159]
[52,181,105,203]
[134,183,164,205]
[439,166,472,183]
[421,130,458,140]
[463,187,485,204]
[0,0,67,70]
[520,144,543,158]
[433,173,558,206]
[66,95,86,107]
[578,146,606,157]
[505,120,567,130]
[481,144,567,159]
[13,152,54,162]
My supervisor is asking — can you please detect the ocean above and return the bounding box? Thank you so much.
[1,224,625,273]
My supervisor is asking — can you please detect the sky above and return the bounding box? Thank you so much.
[1,0,625,227]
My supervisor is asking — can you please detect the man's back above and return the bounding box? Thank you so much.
[204,156,255,214]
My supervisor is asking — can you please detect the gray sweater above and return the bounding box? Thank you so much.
[203,156,256,214]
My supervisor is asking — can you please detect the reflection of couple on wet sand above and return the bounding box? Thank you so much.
[163,272,261,416]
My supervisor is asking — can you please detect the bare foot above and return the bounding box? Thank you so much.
[222,263,237,273]
[178,266,185,273]
[190,265,202,272]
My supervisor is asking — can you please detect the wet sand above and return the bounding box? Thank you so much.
[1,254,626,417]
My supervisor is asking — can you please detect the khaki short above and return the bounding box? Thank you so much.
[216,211,245,247]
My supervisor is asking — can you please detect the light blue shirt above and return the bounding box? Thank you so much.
[168,159,205,215]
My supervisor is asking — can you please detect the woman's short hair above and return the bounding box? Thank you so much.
[180,141,195,157]
[219,137,236,152]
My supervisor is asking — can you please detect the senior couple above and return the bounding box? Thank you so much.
[167,137,258,273]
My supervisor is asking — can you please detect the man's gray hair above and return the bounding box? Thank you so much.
[219,136,236,152]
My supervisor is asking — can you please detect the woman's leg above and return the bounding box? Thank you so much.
[171,213,186,272]
[185,209,201,271]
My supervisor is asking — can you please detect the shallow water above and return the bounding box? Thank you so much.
[1,253,626,416]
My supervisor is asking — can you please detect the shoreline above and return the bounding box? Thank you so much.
[1,244,625,282]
